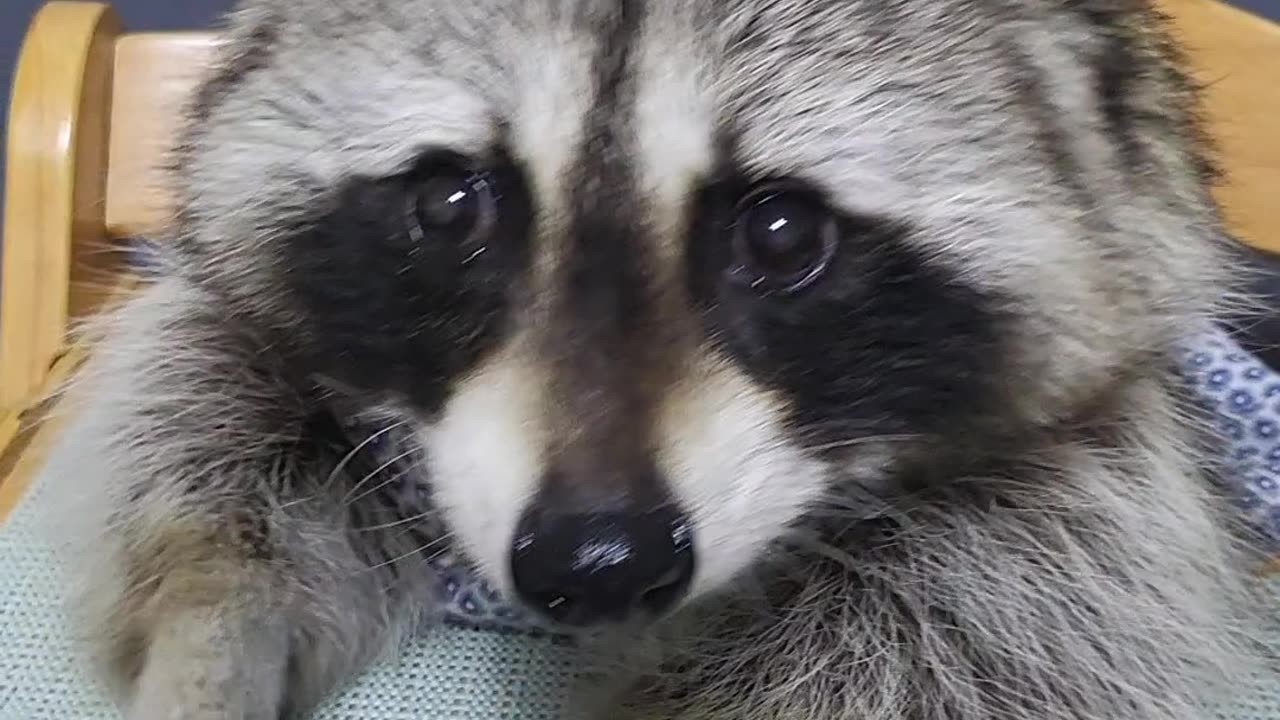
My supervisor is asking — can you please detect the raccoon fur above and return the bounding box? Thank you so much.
[41,0,1272,718]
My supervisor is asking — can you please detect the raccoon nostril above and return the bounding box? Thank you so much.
[509,506,695,627]
[637,555,694,614]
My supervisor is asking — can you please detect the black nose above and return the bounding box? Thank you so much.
[509,506,695,627]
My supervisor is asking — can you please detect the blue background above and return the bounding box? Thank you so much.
[0,0,1277,239]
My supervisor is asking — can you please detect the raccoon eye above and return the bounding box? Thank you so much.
[731,185,837,294]
[410,160,495,243]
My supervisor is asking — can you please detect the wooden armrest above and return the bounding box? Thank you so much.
[1156,0,1280,252]
[1,2,120,417]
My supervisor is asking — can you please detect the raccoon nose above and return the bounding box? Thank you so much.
[509,506,695,627]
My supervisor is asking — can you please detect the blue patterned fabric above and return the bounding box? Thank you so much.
[1182,329,1280,551]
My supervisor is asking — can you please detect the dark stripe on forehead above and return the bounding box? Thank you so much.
[592,0,642,109]
[542,0,671,510]
[1068,1,1218,185]
[561,0,645,349]
[1070,3,1147,171]
[992,21,1097,217]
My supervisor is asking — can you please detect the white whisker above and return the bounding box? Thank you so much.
[324,419,408,491]
[341,445,420,505]
[360,532,454,574]
[353,508,437,533]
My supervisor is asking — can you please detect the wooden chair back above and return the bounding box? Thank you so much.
[2,2,216,442]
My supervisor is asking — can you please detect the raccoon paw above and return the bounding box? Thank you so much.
[123,606,292,720]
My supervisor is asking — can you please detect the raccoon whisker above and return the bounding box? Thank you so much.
[341,450,422,506]
[804,497,896,522]
[787,419,916,440]
[337,445,417,502]
[421,543,461,568]
[324,419,409,491]
[800,507,892,523]
[277,493,319,511]
[804,433,923,454]
[812,483,899,514]
[364,461,438,541]
[387,523,435,547]
[352,508,437,533]
[783,534,867,572]
[359,531,454,574]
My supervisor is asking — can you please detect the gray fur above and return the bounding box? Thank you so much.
[42,0,1271,718]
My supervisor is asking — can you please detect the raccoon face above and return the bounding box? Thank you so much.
[176,0,1222,627]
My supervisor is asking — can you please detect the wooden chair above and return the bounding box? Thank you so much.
[1,0,1279,520]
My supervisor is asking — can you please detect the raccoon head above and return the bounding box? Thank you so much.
[172,0,1227,627]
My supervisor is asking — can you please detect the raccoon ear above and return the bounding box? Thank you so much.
[180,5,283,144]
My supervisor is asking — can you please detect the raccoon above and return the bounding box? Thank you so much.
[42,0,1271,718]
